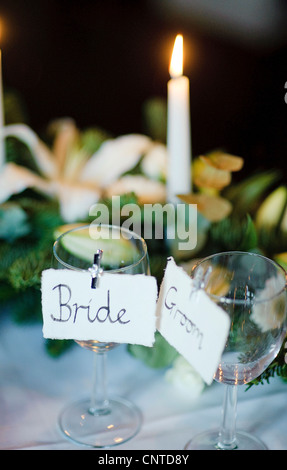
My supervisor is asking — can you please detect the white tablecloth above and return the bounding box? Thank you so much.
[0,314,286,450]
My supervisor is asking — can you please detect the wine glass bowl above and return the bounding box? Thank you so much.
[75,339,117,353]
[185,251,287,450]
[52,223,150,448]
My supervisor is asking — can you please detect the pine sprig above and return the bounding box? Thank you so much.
[246,340,287,389]
[8,248,51,291]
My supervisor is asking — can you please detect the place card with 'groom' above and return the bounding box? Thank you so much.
[156,257,231,384]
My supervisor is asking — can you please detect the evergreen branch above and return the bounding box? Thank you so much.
[246,340,287,389]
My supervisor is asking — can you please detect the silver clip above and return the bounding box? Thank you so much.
[88,249,104,289]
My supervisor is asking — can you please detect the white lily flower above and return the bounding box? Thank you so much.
[105,175,166,204]
[80,133,154,188]
[250,276,287,332]
[0,121,166,222]
[0,120,100,222]
[1,123,57,178]
[165,356,205,400]
[0,161,52,202]
[141,142,167,181]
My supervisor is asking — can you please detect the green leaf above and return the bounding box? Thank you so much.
[4,89,28,125]
[80,127,111,155]
[238,214,258,251]
[142,97,167,142]
[224,170,281,216]
[209,214,258,252]
[274,253,287,271]
[128,332,178,369]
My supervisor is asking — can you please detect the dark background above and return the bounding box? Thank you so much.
[0,0,286,178]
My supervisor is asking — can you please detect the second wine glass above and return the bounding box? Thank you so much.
[185,251,287,451]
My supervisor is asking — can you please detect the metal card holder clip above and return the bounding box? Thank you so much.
[88,249,104,289]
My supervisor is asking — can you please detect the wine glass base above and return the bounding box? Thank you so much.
[59,397,142,448]
[185,429,268,451]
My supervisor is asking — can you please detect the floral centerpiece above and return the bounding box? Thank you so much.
[0,95,286,388]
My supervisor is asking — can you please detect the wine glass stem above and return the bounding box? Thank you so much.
[218,384,238,450]
[89,351,110,416]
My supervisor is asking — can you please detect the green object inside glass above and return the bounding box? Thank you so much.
[59,227,140,270]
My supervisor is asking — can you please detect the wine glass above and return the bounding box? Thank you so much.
[185,251,287,451]
[53,223,150,448]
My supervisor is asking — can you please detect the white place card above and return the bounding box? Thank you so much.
[42,269,158,347]
[156,257,231,384]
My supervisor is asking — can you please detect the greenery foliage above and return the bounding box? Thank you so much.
[0,93,286,388]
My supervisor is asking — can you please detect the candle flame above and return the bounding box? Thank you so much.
[169,34,183,78]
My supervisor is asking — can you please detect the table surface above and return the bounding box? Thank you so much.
[0,314,286,451]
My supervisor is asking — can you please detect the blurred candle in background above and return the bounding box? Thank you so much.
[167,34,192,203]
[0,21,5,170]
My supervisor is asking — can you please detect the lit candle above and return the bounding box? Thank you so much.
[0,26,5,170]
[167,34,191,203]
